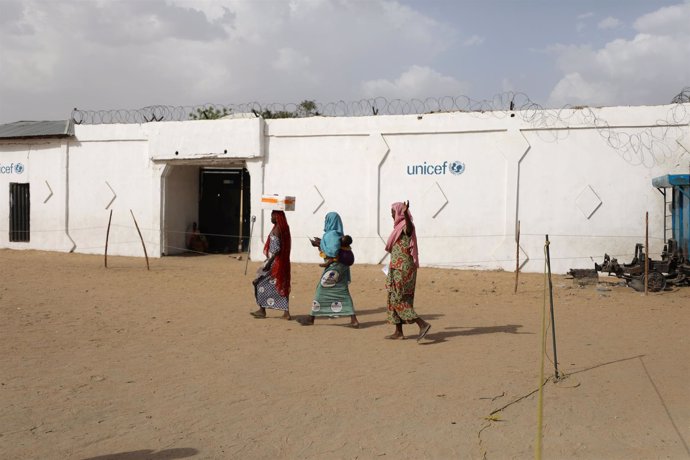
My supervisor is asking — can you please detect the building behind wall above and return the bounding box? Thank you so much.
[1,104,689,273]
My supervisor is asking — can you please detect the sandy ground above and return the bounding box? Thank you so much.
[1,248,689,460]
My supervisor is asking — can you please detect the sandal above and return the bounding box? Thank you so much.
[417,323,431,342]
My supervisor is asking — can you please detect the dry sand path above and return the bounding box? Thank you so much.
[1,249,689,459]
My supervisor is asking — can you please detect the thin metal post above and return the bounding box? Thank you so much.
[244,215,256,275]
[545,234,559,380]
[104,209,113,268]
[645,211,649,295]
[514,220,520,293]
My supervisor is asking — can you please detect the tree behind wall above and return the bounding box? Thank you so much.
[253,100,320,119]
[189,107,231,120]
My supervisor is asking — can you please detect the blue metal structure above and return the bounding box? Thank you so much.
[652,174,690,260]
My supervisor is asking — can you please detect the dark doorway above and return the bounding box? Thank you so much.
[198,168,250,253]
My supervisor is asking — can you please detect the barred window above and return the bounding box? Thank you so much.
[9,183,30,242]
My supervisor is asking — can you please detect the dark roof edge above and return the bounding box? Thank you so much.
[0,120,74,140]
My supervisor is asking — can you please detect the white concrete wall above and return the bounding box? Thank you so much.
[162,165,199,255]
[252,105,690,273]
[68,124,160,257]
[1,104,689,273]
[0,139,74,252]
[145,118,263,159]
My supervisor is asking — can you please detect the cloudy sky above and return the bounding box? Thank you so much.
[1,0,689,123]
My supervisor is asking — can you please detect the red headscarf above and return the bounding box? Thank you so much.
[264,211,291,296]
[385,202,419,267]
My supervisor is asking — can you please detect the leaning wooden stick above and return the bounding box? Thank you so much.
[514,220,520,293]
[105,209,113,268]
[130,209,150,271]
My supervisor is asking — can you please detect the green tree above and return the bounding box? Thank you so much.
[296,100,319,117]
[251,100,319,119]
[189,106,231,120]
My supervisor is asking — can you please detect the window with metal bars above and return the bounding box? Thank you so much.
[9,183,30,242]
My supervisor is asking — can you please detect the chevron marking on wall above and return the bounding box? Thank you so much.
[575,184,603,219]
[43,180,53,204]
[677,135,690,155]
[423,181,449,219]
[310,185,325,214]
[105,181,117,210]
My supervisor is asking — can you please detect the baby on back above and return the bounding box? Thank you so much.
[320,235,354,267]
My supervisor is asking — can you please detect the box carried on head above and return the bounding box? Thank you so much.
[261,194,296,211]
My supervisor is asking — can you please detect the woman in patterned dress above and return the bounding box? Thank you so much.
[250,210,292,320]
[384,201,431,341]
[299,212,360,327]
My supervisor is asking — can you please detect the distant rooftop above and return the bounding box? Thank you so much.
[0,120,74,139]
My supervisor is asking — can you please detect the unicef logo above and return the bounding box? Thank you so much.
[449,161,465,175]
[406,160,466,176]
[0,162,25,174]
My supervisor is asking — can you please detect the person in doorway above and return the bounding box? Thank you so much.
[250,210,292,320]
[300,212,359,328]
[186,222,208,253]
[384,201,431,341]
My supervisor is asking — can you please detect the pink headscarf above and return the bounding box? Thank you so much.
[385,202,419,267]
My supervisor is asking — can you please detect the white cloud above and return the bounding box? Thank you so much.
[361,65,469,99]
[549,73,616,107]
[271,47,320,85]
[634,2,690,36]
[0,0,459,121]
[577,12,594,20]
[273,48,312,72]
[598,16,621,30]
[547,3,690,107]
[463,35,484,47]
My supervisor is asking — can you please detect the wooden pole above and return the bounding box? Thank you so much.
[130,209,150,271]
[104,209,113,268]
[514,220,520,293]
[645,211,649,295]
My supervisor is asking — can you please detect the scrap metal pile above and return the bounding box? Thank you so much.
[593,239,690,292]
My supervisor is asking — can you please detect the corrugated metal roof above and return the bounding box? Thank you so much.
[0,120,74,139]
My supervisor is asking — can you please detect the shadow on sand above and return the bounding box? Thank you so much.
[420,324,530,345]
[296,309,446,330]
[81,448,199,460]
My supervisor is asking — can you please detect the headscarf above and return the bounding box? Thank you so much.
[319,211,344,258]
[385,202,419,267]
[264,210,291,296]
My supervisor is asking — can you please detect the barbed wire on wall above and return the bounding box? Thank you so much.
[70,90,690,169]
[671,87,690,104]
[69,94,546,125]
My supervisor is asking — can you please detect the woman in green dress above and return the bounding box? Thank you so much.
[384,201,431,341]
[299,212,360,328]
